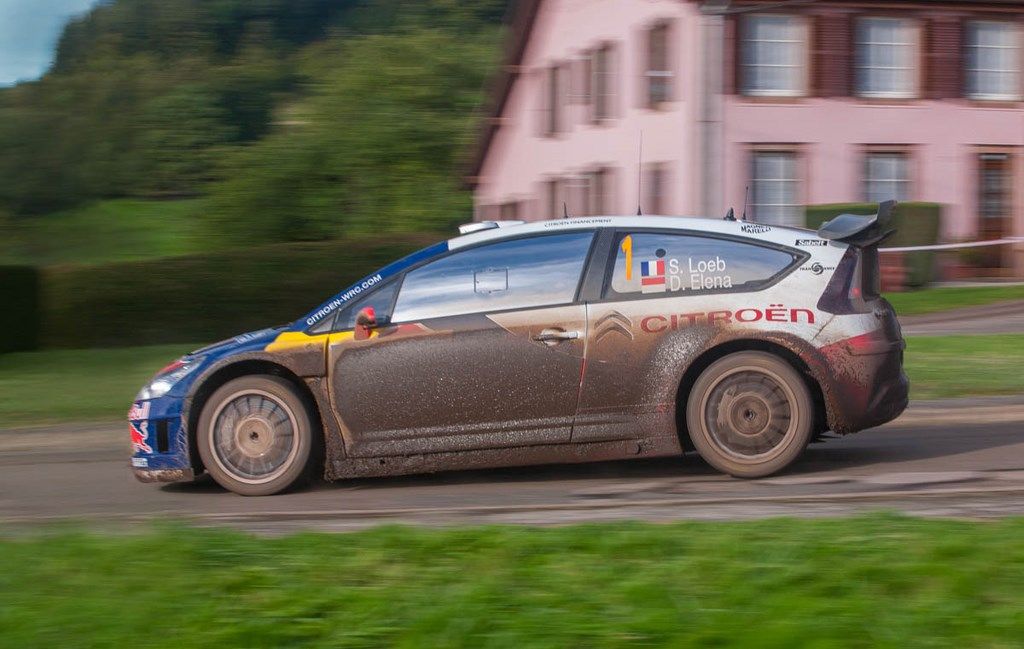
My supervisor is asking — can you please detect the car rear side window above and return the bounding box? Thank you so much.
[608,232,798,298]
[391,232,595,322]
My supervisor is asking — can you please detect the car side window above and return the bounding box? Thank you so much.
[337,280,400,330]
[608,232,797,298]
[391,232,594,322]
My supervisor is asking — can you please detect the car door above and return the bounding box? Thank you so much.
[327,230,596,458]
[575,229,805,443]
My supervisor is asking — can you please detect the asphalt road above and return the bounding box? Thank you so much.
[3,397,1024,533]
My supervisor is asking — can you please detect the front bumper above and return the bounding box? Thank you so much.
[129,395,196,484]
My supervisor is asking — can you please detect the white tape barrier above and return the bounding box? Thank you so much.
[881,237,1024,253]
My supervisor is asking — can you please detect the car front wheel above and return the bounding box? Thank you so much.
[197,375,319,496]
[686,351,813,478]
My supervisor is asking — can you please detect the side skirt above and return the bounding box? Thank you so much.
[327,436,684,481]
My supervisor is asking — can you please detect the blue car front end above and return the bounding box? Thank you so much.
[128,328,286,483]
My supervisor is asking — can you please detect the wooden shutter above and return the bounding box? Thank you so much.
[814,12,852,97]
[724,14,738,95]
[927,16,963,99]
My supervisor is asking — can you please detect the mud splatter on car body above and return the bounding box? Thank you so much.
[129,210,908,487]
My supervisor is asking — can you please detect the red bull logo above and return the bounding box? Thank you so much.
[128,402,153,454]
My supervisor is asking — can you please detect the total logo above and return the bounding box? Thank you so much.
[803,262,837,276]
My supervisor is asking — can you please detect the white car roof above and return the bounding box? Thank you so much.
[448,215,822,250]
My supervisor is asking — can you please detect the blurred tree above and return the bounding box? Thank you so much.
[0,0,509,236]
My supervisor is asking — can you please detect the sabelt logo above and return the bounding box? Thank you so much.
[595,311,633,342]
[640,305,816,333]
[796,239,828,247]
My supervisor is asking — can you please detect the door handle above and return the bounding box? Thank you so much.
[533,329,580,345]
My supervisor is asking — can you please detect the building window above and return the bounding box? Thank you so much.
[978,153,1011,267]
[644,164,668,214]
[545,178,563,219]
[855,18,917,98]
[966,21,1021,100]
[499,201,520,220]
[646,22,672,107]
[543,65,562,136]
[741,15,807,97]
[592,44,616,121]
[751,151,801,227]
[864,152,910,202]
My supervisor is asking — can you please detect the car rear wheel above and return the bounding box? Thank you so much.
[197,375,319,496]
[686,351,813,478]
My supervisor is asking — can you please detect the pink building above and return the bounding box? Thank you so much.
[469,0,1024,276]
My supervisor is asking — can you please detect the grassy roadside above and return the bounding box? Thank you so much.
[905,335,1024,399]
[887,284,1024,316]
[0,344,199,427]
[2,515,1024,647]
[0,335,1022,427]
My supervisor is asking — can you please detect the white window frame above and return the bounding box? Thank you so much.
[855,17,919,99]
[864,152,911,203]
[591,44,616,122]
[751,150,802,227]
[741,14,809,98]
[966,21,1022,101]
[645,22,673,107]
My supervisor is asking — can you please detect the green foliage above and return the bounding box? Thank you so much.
[0,266,40,354]
[205,28,501,243]
[806,202,943,287]
[904,334,1024,399]
[0,0,508,228]
[6,516,1024,647]
[0,199,208,266]
[40,235,436,349]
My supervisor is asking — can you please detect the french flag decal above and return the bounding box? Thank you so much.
[640,259,667,293]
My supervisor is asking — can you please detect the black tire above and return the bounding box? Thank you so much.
[685,351,813,478]
[197,375,319,496]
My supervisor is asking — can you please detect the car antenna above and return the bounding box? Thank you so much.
[636,130,644,216]
[724,207,736,221]
[563,202,569,219]
[741,186,750,221]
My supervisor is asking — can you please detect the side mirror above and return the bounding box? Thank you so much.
[354,306,378,341]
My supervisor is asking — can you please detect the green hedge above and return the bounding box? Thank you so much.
[40,235,437,349]
[805,202,942,288]
[0,266,41,353]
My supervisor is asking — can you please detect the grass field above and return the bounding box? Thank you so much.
[0,198,209,265]
[1,515,1023,647]
[1,336,1023,427]
[0,343,199,426]
[887,284,1024,316]
[903,334,1024,399]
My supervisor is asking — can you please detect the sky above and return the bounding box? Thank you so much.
[0,0,102,86]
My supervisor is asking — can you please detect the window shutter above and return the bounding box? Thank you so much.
[815,12,852,97]
[928,16,963,98]
[724,15,738,95]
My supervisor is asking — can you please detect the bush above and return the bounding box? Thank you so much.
[0,266,41,353]
[40,235,437,349]
[805,202,942,287]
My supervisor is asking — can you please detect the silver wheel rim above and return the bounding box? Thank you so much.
[209,389,300,485]
[700,366,798,463]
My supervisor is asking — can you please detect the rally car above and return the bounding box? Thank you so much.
[130,202,908,496]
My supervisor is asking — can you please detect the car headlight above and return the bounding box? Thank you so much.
[136,357,203,401]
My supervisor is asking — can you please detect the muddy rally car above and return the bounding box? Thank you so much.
[130,202,908,495]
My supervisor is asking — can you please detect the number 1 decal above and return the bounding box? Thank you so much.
[621,235,633,281]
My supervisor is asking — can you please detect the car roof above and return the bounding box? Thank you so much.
[448,215,821,251]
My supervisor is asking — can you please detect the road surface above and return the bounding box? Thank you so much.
[3,397,1024,533]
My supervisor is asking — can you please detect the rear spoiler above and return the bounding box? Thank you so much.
[817,200,897,247]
